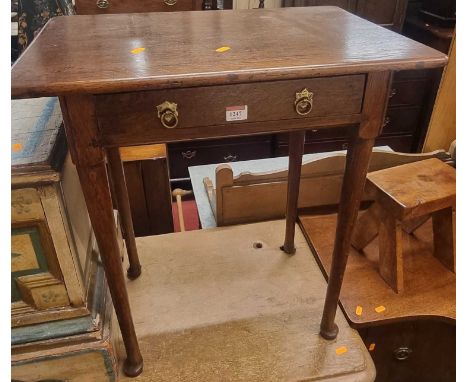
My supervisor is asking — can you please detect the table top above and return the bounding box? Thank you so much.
[11,97,67,178]
[367,158,456,219]
[11,7,447,99]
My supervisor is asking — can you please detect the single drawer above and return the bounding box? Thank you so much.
[274,135,414,156]
[96,75,365,145]
[388,79,428,107]
[75,0,200,14]
[168,138,273,179]
[382,106,421,135]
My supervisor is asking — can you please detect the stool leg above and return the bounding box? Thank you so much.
[379,213,404,293]
[282,131,305,255]
[351,202,383,251]
[432,207,455,272]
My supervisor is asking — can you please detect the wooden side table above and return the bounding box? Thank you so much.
[11,7,447,377]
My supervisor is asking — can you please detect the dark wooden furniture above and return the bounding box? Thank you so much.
[11,7,446,377]
[75,0,214,13]
[282,0,408,31]
[299,213,455,381]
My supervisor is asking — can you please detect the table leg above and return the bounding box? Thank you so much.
[107,147,142,279]
[59,95,143,377]
[282,131,305,255]
[319,71,392,339]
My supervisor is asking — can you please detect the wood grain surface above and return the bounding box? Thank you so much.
[11,7,447,98]
[367,158,456,220]
[299,213,455,326]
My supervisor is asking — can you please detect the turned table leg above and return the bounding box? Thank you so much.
[107,147,142,279]
[282,131,305,255]
[320,71,392,339]
[59,95,143,377]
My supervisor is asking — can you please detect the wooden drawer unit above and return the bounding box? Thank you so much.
[358,320,455,382]
[382,106,421,135]
[388,78,429,107]
[75,0,203,14]
[168,136,273,179]
[96,75,365,146]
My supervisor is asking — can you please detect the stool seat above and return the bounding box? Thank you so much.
[352,158,455,293]
[367,158,456,220]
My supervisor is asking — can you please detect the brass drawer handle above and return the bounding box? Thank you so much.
[224,154,237,162]
[96,0,109,8]
[164,0,178,4]
[157,101,179,129]
[295,88,313,116]
[393,347,412,361]
[181,150,196,159]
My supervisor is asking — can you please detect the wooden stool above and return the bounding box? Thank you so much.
[351,158,456,293]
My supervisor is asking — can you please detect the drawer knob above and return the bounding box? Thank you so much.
[157,101,179,129]
[393,347,412,361]
[164,0,178,4]
[96,0,109,8]
[294,88,314,116]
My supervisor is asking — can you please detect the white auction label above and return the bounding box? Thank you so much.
[226,105,248,122]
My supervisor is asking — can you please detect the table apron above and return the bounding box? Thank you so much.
[96,74,366,147]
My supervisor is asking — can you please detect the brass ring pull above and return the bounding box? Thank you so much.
[294,88,314,116]
[96,0,109,8]
[157,101,179,129]
[164,0,178,5]
[393,347,412,361]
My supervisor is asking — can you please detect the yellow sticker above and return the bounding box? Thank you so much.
[335,346,348,355]
[215,46,231,53]
[12,143,23,152]
[131,47,146,54]
[369,343,376,351]
[355,305,363,316]
[375,305,386,313]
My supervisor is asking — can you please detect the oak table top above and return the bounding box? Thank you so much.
[11,6,447,98]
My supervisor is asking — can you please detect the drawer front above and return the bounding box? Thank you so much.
[276,125,354,144]
[388,79,428,107]
[75,0,200,14]
[275,134,414,156]
[96,75,365,145]
[359,320,455,382]
[382,107,420,135]
[169,139,273,179]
